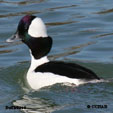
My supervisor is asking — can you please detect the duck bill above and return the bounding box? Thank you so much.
[6,32,20,43]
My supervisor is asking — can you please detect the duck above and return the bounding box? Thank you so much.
[6,15,100,90]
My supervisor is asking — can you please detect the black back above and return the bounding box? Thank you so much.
[35,61,100,80]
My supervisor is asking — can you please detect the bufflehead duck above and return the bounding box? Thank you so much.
[7,15,100,89]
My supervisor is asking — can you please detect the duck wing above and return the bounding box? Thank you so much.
[35,61,100,80]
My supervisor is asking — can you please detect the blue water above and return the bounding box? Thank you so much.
[0,0,113,113]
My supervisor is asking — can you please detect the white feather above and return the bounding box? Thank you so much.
[28,51,49,72]
[28,17,48,38]
[26,53,86,90]
[27,72,85,90]
[26,52,101,90]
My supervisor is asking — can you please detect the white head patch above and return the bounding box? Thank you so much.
[28,17,48,38]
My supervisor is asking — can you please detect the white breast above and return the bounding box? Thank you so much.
[26,70,87,90]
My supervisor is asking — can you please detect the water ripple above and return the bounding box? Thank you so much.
[0,49,15,54]
[96,8,113,14]
[0,44,8,48]
[49,41,96,60]
[92,32,113,38]
[0,11,40,18]
[13,95,59,113]
[46,21,77,26]
[49,4,78,11]
[0,0,46,6]
[1,1,113,113]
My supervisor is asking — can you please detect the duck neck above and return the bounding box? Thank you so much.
[28,52,49,72]
[23,36,52,59]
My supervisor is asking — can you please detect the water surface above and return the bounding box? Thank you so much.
[0,0,113,113]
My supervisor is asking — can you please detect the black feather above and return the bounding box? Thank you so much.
[35,61,100,80]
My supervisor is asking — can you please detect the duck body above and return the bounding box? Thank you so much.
[7,15,100,90]
[27,55,100,90]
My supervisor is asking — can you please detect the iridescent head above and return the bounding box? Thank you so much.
[7,15,48,42]
[6,15,52,59]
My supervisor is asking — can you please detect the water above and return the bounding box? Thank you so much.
[0,0,113,113]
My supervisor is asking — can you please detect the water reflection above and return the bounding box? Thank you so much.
[13,79,113,113]
[13,94,59,113]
